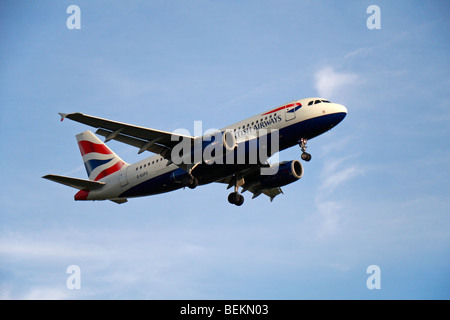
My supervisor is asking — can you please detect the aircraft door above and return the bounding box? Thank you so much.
[120,166,129,187]
[285,103,296,121]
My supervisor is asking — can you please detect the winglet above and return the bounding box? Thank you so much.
[58,113,68,122]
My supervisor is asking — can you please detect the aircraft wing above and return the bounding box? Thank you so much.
[59,112,195,158]
[248,185,283,201]
[217,169,283,202]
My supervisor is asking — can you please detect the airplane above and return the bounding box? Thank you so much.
[42,97,347,206]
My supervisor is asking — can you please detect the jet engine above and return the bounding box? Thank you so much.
[201,130,237,164]
[171,130,237,166]
[258,160,303,188]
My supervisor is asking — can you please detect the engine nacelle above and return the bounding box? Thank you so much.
[199,130,237,164]
[171,130,237,166]
[204,129,236,155]
[258,160,303,188]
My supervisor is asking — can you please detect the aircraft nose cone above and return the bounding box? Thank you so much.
[323,102,347,116]
[334,104,347,122]
[325,103,347,131]
[336,104,348,114]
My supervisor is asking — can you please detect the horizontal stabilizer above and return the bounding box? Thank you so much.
[42,174,105,190]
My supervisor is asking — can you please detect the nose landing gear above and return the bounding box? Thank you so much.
[227,174,245,206]
[299,138,312,162]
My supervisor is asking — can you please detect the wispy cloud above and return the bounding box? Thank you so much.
[343,46,373,60]
[320,165,363,195]
[319,156,364,195]
[0,229,212,299]
[312,154,364,239]
[0,232,99,260]
[0,286,70,300]
[313,200,343,238]
[314,66,359,99]
[22,288,70,300]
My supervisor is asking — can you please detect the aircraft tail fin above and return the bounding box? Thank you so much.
[76,130,127,181]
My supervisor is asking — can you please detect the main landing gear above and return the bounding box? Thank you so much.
[183,164,199,189]
[299,138,312,162]
[182,174,198,189]
[228,192,244,206]
[228,174,245,206]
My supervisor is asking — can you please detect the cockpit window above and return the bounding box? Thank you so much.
[309,99,331,105]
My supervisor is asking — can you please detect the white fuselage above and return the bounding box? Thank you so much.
[86,97,347,201]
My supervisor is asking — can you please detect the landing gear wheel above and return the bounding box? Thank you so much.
[301,152,312,162]
[299,138,312,162]
[235,194,244,206]
[183,175,198,189]
[228,192,238,204]
[228,192,244,206]
[188,177,198,189]
[227,174,245,206]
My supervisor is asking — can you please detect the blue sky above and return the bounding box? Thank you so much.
[0,0,449,299]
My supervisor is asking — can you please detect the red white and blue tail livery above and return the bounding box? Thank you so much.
[77,131,127,181]
[43,97,347,206]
